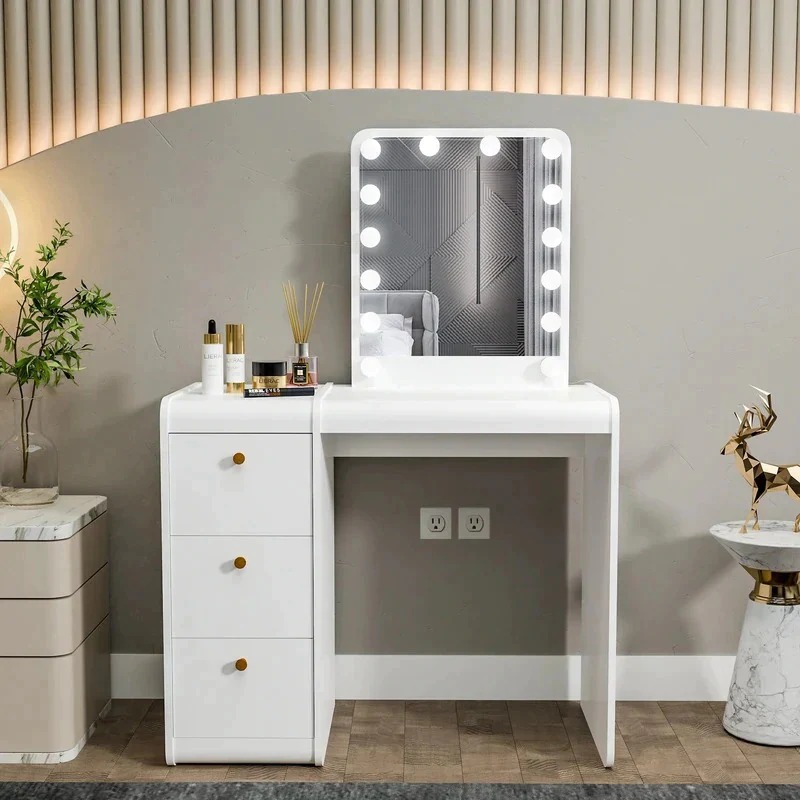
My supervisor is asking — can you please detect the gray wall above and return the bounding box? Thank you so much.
[0,89,795,657]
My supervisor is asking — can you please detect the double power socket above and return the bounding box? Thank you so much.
[420,507,490,540]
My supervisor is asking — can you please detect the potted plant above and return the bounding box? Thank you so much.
[0,221,115,505]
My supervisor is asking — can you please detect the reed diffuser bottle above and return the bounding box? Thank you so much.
[282,281,325,386]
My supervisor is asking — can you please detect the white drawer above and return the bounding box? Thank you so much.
[171,638,313,739]
[170,536,312,638]
[169,434,311,536]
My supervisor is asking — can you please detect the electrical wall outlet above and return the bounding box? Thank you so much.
[458,507,490,539]
[420,507,451,539]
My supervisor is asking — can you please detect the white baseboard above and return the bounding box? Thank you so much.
[110,653,735,702]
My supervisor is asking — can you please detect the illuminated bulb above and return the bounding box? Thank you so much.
[360,357,381,377]
[541,357,566,378]
[541,312,562,333]
[360,138,381,160]
[360,269,381,290]
[360,227,381,248]
[480,136,501,156]
[360,312,381,333]
[360,184,381,205]
[541,138,563,160]
[542,227,563,248]
[542,184,563,205]
[419,136,440,156]
[541,270,562,291]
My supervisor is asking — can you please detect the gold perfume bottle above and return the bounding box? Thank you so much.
[224,323,245,394]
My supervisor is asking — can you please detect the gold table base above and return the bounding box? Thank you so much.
[744,567,800,605]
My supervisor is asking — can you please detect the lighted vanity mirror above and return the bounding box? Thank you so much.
[351,128,571,389]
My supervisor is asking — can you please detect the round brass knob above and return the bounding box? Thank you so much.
[233,556,247,570]
[232,452,245,465]
[235,658,248,672]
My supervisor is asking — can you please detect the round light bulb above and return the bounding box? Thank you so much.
[419,136,440,156]
[541,138,563,160]
[360,357,381,377]
[541,270,562,291]
[542,184,563,205]
[480,136,501,156]
[360,138,381,160]
[542,227,563,248]
[360,184,381,205]
[360,311,381,333]
[541,312,562,333]
[360,227,381,248]
[360,269,381,290]
[541,357,566,378]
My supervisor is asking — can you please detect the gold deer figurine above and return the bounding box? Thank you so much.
[721,388,800,533]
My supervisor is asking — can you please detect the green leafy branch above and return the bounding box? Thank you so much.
[0,221,116,481]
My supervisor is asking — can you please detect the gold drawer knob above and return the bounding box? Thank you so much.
[235,658,248,672]
[232,452,246,465]
[233,556,247,570]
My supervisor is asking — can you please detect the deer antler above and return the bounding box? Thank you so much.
[736,387,776,439]
[750,386,777,432]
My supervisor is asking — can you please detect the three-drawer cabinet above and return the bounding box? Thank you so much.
[161,387,334,765]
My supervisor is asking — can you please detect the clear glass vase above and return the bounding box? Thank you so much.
[0,392,59,505]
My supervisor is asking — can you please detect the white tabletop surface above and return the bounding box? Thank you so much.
[711,520,800,548]
[0,495,107,541]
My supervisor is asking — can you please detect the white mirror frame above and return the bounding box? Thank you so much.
[350,128,571,390]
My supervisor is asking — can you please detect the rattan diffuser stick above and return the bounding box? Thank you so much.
[282,281,325,343]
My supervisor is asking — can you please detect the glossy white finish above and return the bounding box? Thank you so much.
[170,536,312,639]
[350,127,571,390]
[169,433,311,536]
[0,495,106,541]
[712,520,800,746]
[161,381,618,767]
[171,638,313,739]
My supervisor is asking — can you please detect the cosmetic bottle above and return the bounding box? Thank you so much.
[201,319,224,395]
[225,323,246,394]
[291,342,318,386]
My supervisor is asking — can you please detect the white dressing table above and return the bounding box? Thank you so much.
[160,128,620,769]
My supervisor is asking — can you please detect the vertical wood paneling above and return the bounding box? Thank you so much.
[282,0,305,92]
[445,0,469,90]
[492,0,516,92]
[97,0,122,129]
[376,0,400,87]
[655,0,679,102]
[726,0,751,108]
[422,0,445,89]
[190,0,213,104]
[0,1,7,167]
[538,0,561,94]
[749,0,774,110]
[631,0,656,100]
[772,0,796,112]
[701,0,726,106]
[236,0,260,97]
[306,0,329,91]
[28,0,52,154]
[144,0,167,116]
[562,0,585,95]
[51,0,76,146]
[4,0,27,162]
[353,0,376,89]
[585,0,608,96]
[469,0,492,90]
[399,0,422,88]
[259,0,283,93]
[166,0,190,110]
[121,0,145,121]
[515,0,538,92]
[75,0,99,135]
[609,0,633,98]
[212,0,236,100]
[678,0,703,104]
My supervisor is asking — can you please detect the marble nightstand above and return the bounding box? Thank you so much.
[712,520,800,746]
[0,495,110,763]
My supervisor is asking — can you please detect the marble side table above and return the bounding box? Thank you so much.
[0,496,110,763]
[711,521,800,746]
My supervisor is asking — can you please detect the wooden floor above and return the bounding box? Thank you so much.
[2,699,799,784]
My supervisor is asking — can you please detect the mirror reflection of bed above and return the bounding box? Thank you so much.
[358,134,563,358]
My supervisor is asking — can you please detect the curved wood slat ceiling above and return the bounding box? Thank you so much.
[1,0,798,166]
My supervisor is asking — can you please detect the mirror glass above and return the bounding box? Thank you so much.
[356,133,566,359]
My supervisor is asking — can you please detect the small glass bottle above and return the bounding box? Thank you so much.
[291,343,318,386]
